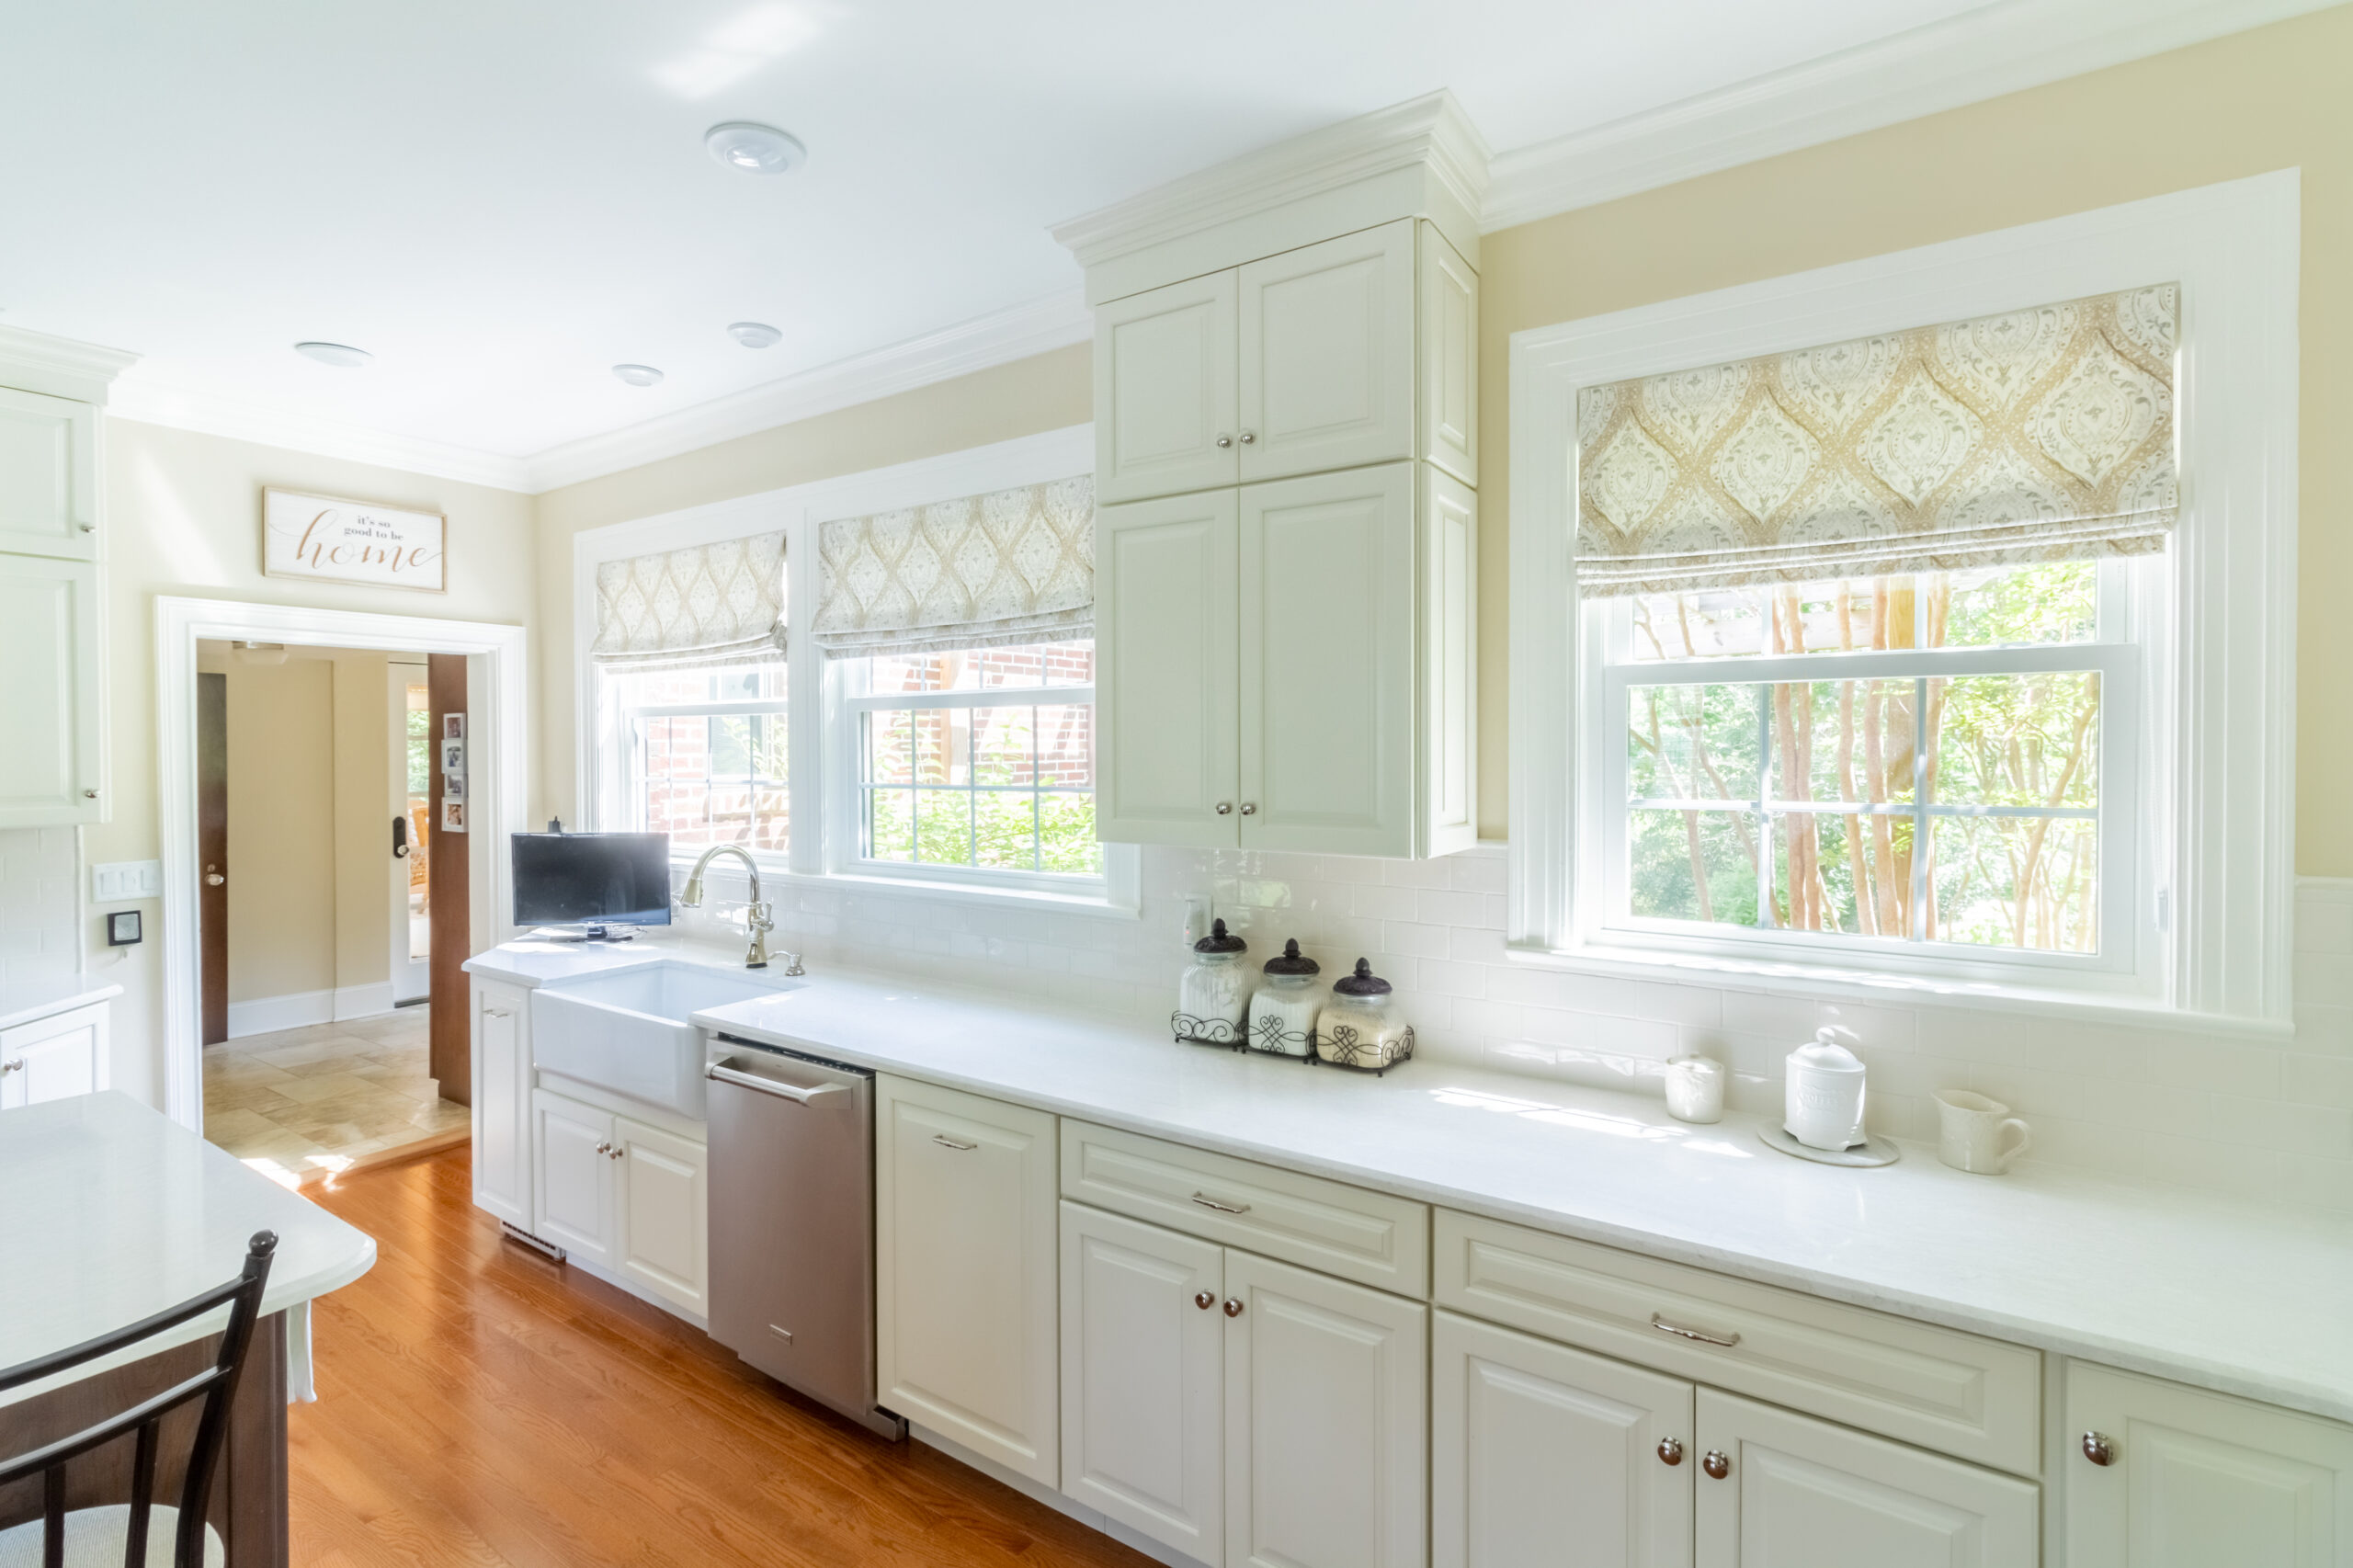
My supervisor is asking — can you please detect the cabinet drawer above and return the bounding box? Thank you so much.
[1062,1119,1427,1296]
[1434,1210,2040,1476]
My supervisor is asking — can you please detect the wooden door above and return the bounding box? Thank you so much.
[1224,1248,1427,1568]
[615,1114,710,1317]
[199,671,229,1045]
[1095,490,1240,847]
[874,1075,1060,1484]
[1238,462,1415,856]
[1060,1202,1225,1565]
[1432,1310,1694,1568]
[532,1088,616,1267]
[472,983,529,1228]
[426,653,470,1104]
[0,385,98,560]
[2068,1361,2353,1568]
[1693,1389,2038,1568]
[1237,220,1415,484]
[0,557,102,828]
[1095,269,1239,504]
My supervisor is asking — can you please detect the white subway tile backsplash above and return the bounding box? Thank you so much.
[0,827,80,990]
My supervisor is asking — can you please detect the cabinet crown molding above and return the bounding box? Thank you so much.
[1051,89,1491,278]
[0,324,140,405]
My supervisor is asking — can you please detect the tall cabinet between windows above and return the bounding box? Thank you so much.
[1058,95,1485,858]
[0,328,134,829]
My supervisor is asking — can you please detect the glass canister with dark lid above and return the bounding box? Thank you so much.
[1313,957,1415,1073]
[1246,939,1321,1058]
[1174,917,1251,1045]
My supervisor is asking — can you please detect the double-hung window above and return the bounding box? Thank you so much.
[608,664,789,854]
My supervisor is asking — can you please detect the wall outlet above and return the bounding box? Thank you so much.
[92,860,162,902]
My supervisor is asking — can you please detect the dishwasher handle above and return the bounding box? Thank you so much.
[706,1061,849,1104]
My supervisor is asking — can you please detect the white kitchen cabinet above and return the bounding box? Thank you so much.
[532,1087,618,1269]
[875,1074,1061,1485]
[0,385,98,562]
[2067,1361,2353,1568]
[1096,270,1240,505]
[1238,223,1416,486]
[1433,1309,1693,1568]
[471,978,532,1229]
[0,555,103,827]
[1693,1389,2038,1568]
[0,1001,109,1110]
[614,1115,709,1318]
[1224,1248,1427,1568]
[1418,226,1478,486]
[1061,1202,1226,1565]
[1095,488,1240,847]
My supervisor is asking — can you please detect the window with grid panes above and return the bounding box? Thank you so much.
[609,664,789,855]
[844,641,1098,880]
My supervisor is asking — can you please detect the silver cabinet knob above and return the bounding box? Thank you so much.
[1239,802,1256,816]
[1194,1290,1216,1311]
[77,523,96,533]
[1215,434,1233,449]
[83,790,99,800]
[1222,1297,1245,1318]
[1238,430,1256,445]
[2083,1431,2116,1466]
[1702,1450,1731,1480]
[1657,1437,1684,1466]
[1215,801,1233,815]
[608,1143,625,1160]
[3,1060,24,1074]
[593,1141,610,1155]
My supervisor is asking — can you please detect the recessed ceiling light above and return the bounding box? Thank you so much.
[727,322,781,348]
[704,121,806,176]
[612,363,665,387]
[294,341,371,368]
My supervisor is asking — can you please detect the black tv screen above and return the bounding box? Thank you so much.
[512,833,672,927]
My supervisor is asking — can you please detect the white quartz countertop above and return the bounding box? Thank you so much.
[0,975,123,1032]
[467,936,2353,1425]
[0,1092,376,1395]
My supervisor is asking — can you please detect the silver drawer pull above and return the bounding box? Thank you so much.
[1190,1192,1251,1215]
[932,1133,978,1152]
[1651,1312,1740,1348]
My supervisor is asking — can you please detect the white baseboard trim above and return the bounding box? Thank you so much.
[334,982,396,1022]
[224,989,335,1039]
[905,1423,1210,1568]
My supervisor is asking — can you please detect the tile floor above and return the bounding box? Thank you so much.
[202,1006,468,1181]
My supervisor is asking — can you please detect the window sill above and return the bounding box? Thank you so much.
[1506,939,2291,1040]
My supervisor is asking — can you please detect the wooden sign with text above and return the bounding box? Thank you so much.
[262,488,446,592]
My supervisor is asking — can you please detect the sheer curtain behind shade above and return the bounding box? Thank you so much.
[1574,285,2178,597]
[813,475,1094,657]
[591,530,787,670]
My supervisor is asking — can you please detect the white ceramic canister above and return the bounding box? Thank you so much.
[1247,939,1321,1057]
[1664,1055,1726,1124]
[1176,918,1252,1042]
[1783,1027,1867,1150]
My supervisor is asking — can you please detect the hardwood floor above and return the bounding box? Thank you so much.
[292,1144,1149,1568]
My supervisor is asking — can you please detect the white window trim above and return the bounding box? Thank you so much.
[572,422,1140,917]
[1506,171,2299,1034]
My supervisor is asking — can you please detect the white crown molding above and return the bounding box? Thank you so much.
[0,323,139,404]
[1051,89,1493,270]
[1482,0,2339,233]
[520,289,1092,494]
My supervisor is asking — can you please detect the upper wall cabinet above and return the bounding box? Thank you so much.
[1095,221,1478,506]
[0,387,99,562]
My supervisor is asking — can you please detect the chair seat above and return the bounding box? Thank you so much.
[0,1505,224,1568]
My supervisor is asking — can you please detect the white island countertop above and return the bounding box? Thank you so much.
[466,936,2353,1426]
[0,1092,375,1396]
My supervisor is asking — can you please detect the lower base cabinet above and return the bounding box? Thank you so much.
[531,1086,710,1316]
[0,1002,108,1109]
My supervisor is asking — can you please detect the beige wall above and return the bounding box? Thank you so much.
[92,421,540,1099]
[213,654,335,1004]
[330,651,392,993]
[1472,5,2353,870]
[532,342,1091,822]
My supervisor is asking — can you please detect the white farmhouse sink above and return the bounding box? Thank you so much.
[532,961,801,1117]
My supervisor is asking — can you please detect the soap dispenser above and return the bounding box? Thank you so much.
[1784,1027,1867,1151]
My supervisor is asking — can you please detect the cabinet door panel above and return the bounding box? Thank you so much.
[472,983,530,1228]
[1239,222,1415,483]
[2068,1361,2353,1568]
[1419,222,1479,487]
[1097,491,1240,846]
[876,1075,1060,1485]
[1419,468,1477,857]
[1695,1389,2037,1568]
[1240,463,1415,856]
[0,558,102,827]
[1061,1203,1225,1565]
[532,1090,615,1268]
[0,1005,107,1110]
[0,386,97,560]
[1433,1311,1692,1568]
[1226,1249,1427,1568]
[1097,271,1239,504]
[616,1115,708,1316]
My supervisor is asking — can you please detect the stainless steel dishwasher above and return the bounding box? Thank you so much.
[704,1036,905,1439]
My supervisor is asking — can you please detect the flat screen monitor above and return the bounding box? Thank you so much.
[511,833,672,929]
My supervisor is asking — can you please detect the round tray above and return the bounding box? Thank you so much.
[1758,1122,1901,1167]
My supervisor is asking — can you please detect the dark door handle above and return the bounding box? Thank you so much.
[392,815,410,858]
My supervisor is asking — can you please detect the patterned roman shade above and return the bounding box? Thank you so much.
[813,475,1094,656]
[591,531,786,670]
[1574,285,2178,597]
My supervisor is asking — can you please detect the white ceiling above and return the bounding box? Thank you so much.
[0,0,2272,487]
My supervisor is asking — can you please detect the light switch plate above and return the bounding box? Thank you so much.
[93,860,162,902]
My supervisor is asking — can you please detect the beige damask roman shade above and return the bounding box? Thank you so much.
[591,531,786,671]
[813,475,1093,656]
[1574,285,2178,597]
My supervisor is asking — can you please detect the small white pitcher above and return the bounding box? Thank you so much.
[1936,1089,2032,1175]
